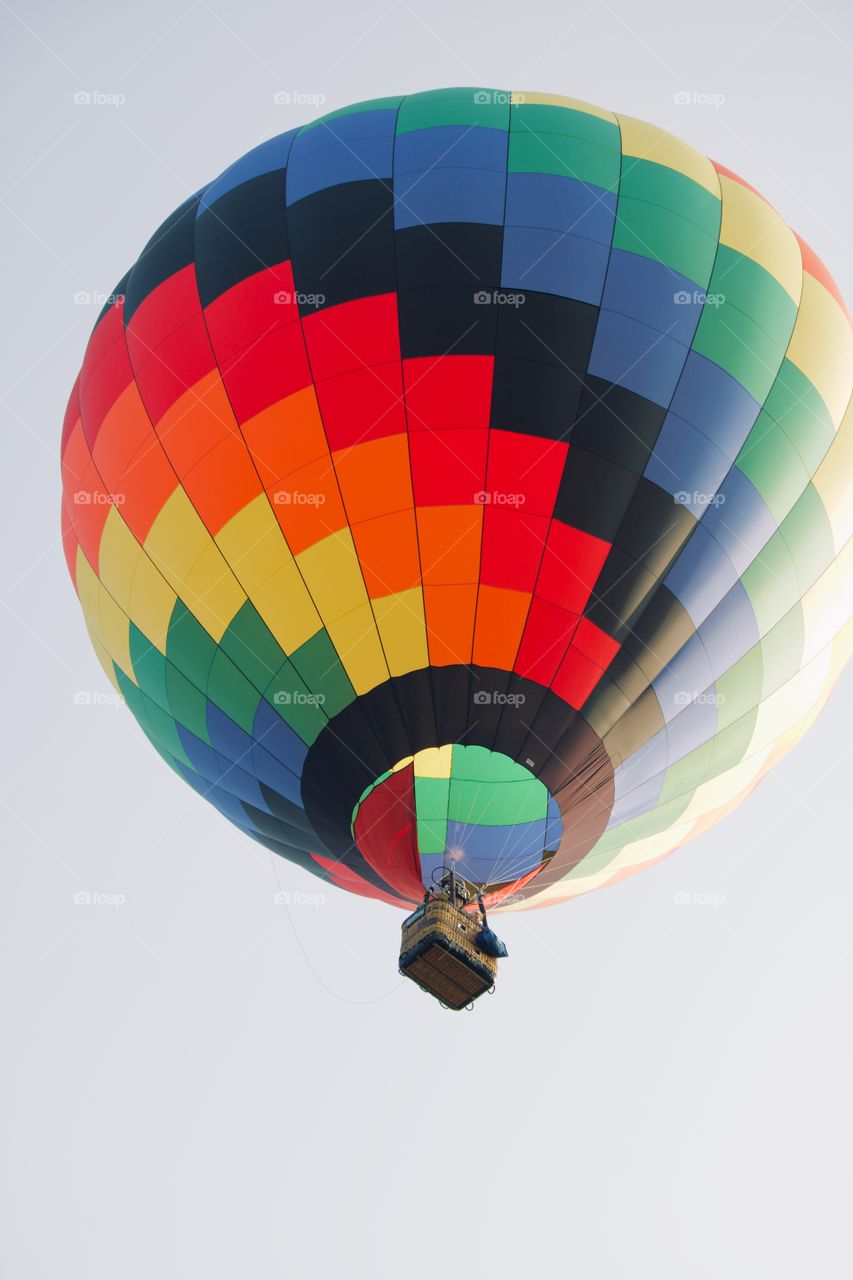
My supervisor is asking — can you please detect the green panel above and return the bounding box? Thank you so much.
[166,601,217,690]
[740,524,801,636]
[612,199,718,285]
[262,661,327,744]
[397,87,510,134]
[508,131,619,190]
[206,648,260,736]
[760,360,835,474]
[618,159,720,234]
[708,247,797,347]
[779,483,835,593]
[510,102,619,149]
[300,96,404,132]
[656,739,716,805]
[448,777,546,825]
[219,602,286,693]
[736,411,810,523]
[692,301,787,403]
[290,628,356,718]
[573,790,695,872]
[759,605,805,698]
[414,776,450,819]
[705,709,759,775]
[715,647,764,730]
[129,623,168,709]
[448,744,528,783]
[164,664,210,744]
[416,816,449,855]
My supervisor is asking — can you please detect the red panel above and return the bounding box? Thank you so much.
[552,647,607,710]
[796,233,849,319]
[536,522,611,613]
[514,596,579,685]
[61,500,79,587]
[485,431,567,517]
[352,764,424,900]
[130,312,216,425]
[125,265,200,360]
[315,361,406,450]
[79,332,134,453]
[302,293,400,382]
[572,616,620,668]
[409,428,488,507]
[402,355,494,431]
[219,322,312,423]
[479,507,549,592]
[204,262,299,362]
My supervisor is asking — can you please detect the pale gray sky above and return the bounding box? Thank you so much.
[2,0,852,1276]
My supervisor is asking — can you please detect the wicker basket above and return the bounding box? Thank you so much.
[399,898,498,1010]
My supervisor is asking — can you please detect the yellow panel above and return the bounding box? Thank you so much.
[511,91,617,123]
[325,601,389,694]
[127,551,177,654]
[75,547,104,643]
[718,174,801,303]
[84,618,122,694]
[144,487,212,588]
[96,506,143,616]
[747,645,833,753]
[677,748,771,824]
[812,396,853,546]
[371,588,429,677]
[296,528,370,623]
[413,745,453,779]
[251,560,322,654]
[786,273,853,425]
[215,494,293,594]
[97,580,135,682]
[180,541,246,641]
[616,114,720,195]
[391,754,414,773]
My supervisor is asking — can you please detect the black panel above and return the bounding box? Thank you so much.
[286,180,394,253]
[395,222,503,289]
[489,357,585,438]
[195,173,290,308]
[554,447,640,542]
[124,195,201,321]
[571,376,667,473]
[290,232,397,312]
[397,285,498,357]
[494,293,598,370]
[613,477,696,574]
[584,546,660,638]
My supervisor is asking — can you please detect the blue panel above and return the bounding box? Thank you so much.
[214,753,271,812]
[600,250,704,344]
[607,772,666,828]
[286,136,394,203]
[611,732,669,808]
[505,172,616,241]
[207,702,254,762]
[702,466,777,574]
[293,108,399,158]
[665,694,720,762]
[501,226,610,302]
[251,744,304,808]
[252,700,310,773]
[177,724,221,780]
[698,580,759,680]
[665,521,741,626]
[653,633,716,722]
[177,764,258,829]
[200,130,298,210]
[644,413,732,508]
[588,312,690,406]
[669,352,760,458]
[395,124,507,175]
[394,167,507,228]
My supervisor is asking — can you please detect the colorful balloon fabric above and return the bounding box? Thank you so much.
[60,89,853,912]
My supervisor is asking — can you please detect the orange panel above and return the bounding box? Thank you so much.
[269,455,348,554]
[417,504,483,585]
[155,369,236,478]
[181,433,263,534]
[117,439,180,542]
[332,433,413,524]
[423,583,478,666]
[242,387,329,488]
[473,585,531,669]
[351,509,421,597]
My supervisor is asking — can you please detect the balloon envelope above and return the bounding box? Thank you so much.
[60,89,853,911]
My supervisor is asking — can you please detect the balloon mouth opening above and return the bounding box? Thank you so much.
[351,744,563,896]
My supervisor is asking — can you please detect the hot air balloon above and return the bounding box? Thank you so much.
[60,88,853,1008]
